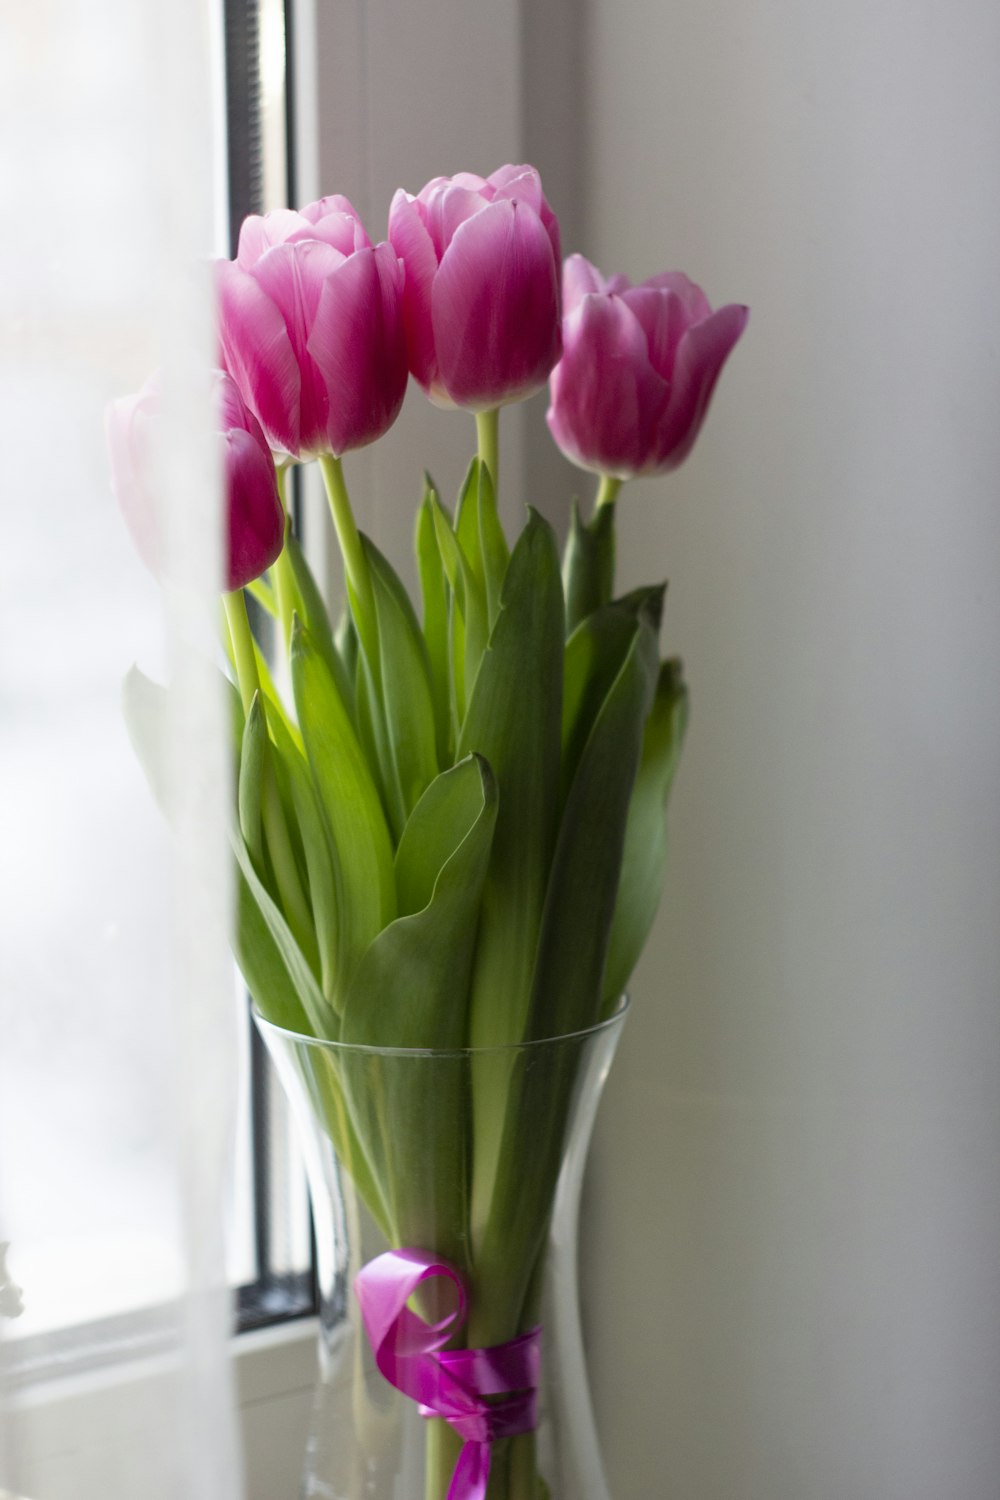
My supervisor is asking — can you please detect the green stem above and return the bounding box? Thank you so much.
[223,590,316,963]
[318,453,377,669]
[425,1419,464,1500]
[476,408,500,496]
[594,473,622,512]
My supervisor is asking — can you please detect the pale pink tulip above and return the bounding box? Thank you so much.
[217,196,408,459]
[107,371,284,592]
[388,164,562,409]
[547,254,748,480]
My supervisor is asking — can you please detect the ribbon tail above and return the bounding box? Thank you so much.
[447,1438,491,1500]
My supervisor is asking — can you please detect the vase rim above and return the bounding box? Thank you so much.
[252,994,630,1058]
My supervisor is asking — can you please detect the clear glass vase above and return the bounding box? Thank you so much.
[256,1002,627,1500]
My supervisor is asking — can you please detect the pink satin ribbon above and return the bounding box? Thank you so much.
[354,1249,541,1500]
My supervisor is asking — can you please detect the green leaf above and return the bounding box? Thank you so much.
[454,460,486,593]
[562,498,616,634]
[341,753,498,1261]
[561,585,665,808]
[416,485,452,763]
[122,666,325,1039]
[603,658,689,1006]
[476,461,509,629]
[394,753,495,919]
[284,528,354,715]
[343,754,497,1047]
[231,825,333,1038]
[233,872,313,1036]
[238,693,268,873]
[431,490,488,730]
[526,596,661,1040]
[456,511,563,1249]
[291,619,396,998]
[122,665,175,819]
[359,533,440,841]
[265,700,343,1013]
[458,509,564,1049]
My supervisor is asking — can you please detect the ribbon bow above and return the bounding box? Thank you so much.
[354,1249,541,1500]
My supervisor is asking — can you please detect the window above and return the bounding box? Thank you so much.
[0,0,313,1388]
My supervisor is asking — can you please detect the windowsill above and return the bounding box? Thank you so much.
[6,1320,317,1500]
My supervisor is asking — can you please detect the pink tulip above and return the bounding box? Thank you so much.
[547,254,748,480]
[388,164,562,410]
[107,371,285,592]
[217,196,408,460]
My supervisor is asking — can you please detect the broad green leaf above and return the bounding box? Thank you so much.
[603,658,689,1007]
[454,459,485,592]
[233,871,313,1036]
[458,509,564,1048]
[431,491,488,729]
[359,533,440,841]
[334,606,358,688]
[471,607,658,1330]
[562,498,616,634]
[394,753,495,918]
[231,825,333,1039]
[123,666,322,1039]
[238,692,267,873]
[122,665,175,819]
[341,753,497,1261]
[416,487,451,762]
[456,511,563,1245]
[476,462,509,629]
[343,754,497,1047]
[284,529,354,714]
[251,637,303,754]
[526,598,660,1040]
[265,701,342,1012]
[561,585,665,807]
[291,619,396,998]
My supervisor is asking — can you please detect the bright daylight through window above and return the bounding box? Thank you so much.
[0,0,310,1378]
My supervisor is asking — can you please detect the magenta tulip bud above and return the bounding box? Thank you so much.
[547,254,749,481]
[107,370,285,592]
[217,196,408,460]
[388,164,562,410]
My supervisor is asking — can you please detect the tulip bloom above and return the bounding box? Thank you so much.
[388,164,562,410]
[547,255,748,481]
[217,197,408,460]
[108,371,285,592]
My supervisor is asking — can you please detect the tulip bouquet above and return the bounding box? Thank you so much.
[115,165,745,1500]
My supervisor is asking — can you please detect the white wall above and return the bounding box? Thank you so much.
[577,2,1000,1497]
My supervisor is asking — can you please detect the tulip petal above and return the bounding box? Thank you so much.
[251,240,353,453]
[107,392,163,578]
[435,185,490,257]
[389,189,441,392]
[618,286,692,382]
[547,293,668,479]
[489,164,544,215]
[217,259,302,455]
[652,303,749,472]
[562,254,612,316]
[306,244,408,455]
[301,194,371,252]
[431,198,561,408]
[642,270,712,323]
[224,427,285,590]
[238,210,313,268]
[489,164,561,267]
